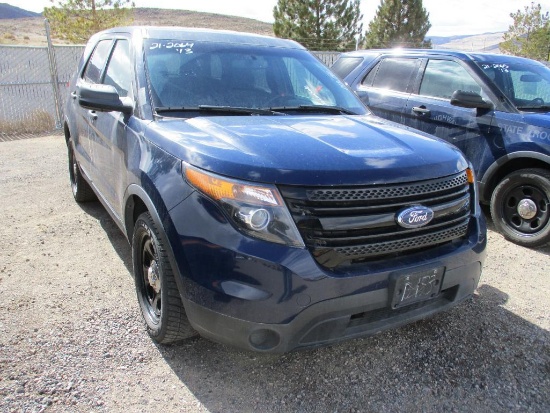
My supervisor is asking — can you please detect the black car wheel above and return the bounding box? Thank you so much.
[67,139,96,202]
[490,168,550,248]
[132,212,197,343]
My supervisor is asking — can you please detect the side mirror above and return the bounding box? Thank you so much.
[450,90,493,110]
[77,83,133,114]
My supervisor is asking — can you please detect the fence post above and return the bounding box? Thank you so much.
[45,19,63,129]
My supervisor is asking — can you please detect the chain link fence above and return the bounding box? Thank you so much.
[0,42,338,142]
[0,44,84,141]
[313,51,341,67]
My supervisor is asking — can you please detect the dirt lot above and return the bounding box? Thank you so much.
[0,135,549,413]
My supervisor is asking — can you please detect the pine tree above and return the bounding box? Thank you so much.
[501,2,550,61]
[44,0,134,44]
[273,0,363,51]
[364,0,431,49]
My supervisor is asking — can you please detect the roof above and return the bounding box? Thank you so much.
[94,26,304,50]
[339,49,546,67]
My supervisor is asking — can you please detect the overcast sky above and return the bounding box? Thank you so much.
[10,0,550,37]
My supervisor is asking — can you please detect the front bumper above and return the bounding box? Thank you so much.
[183,261,482,352]
[170,192,487,353]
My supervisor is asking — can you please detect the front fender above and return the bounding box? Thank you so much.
[479,151,550,203]
[123,182,191,301]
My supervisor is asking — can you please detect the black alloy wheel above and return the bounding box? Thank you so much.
[132,212,197,343]
[490,168,550,248]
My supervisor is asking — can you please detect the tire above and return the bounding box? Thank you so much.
[67,140,96,202]
[490,168,550,248]
[132,212,197,343]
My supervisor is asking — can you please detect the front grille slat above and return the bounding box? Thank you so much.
[333,221,469,258]
[288,182,469,216]
[279,171,473,269]
[311,215,471,245]
[306,173,468,202]
[317,193,470,232]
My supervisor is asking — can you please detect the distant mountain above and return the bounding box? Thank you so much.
[0,7,274,46]
[428,35,473,46]
[431,32,505,53]
[0,3,41,19]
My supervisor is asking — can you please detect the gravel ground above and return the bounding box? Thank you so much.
[0,135,549,413]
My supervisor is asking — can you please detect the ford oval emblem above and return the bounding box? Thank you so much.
[396,206,434,229]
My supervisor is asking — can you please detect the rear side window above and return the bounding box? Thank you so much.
[363,58,418,93]
[83,40,112,84]
[420,59,482,99]
[331,57,363,80]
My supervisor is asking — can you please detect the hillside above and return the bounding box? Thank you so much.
[0,3,40,19]
[0,7,274,46]
[0,5,502,53]
[432,32,504,53]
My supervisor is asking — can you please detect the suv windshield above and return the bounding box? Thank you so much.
[477,61,550,111]
[144,39,366,116]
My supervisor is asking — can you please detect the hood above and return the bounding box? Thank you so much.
[145,114,468,186]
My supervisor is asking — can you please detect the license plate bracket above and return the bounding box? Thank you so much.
[391,267,444,309]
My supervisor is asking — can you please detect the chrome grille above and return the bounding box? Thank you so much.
[279,171,472,269]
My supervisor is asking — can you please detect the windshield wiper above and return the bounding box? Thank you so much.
[154,105,285,116]
[516,105,550,111]
[269,105,358,115]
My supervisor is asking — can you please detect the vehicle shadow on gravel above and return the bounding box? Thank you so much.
[77,201,133,274]
[156,284,549,413]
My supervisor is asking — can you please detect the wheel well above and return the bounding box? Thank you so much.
[125,195,149,241]
[483,158,550,202]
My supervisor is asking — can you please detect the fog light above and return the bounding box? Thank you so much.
[249,329,281,351]
[238,208,271,230]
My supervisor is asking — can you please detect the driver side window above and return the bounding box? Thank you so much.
[103,39,132,98]
[82,40,112,84]
[420,60,483,100]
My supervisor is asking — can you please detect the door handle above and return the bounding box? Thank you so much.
[88,110,98,121]
[412,106,431,116]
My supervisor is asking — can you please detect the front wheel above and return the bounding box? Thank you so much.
[132,212,197,343]
[490,168,550,248]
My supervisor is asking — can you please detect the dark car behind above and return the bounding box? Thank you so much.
[333,49,550,248]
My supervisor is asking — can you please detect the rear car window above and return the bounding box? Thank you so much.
[364,57,418,93]
[331,57,363,80]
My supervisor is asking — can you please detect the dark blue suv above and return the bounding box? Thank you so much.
[332,50,550,247]
[64,27,486,353]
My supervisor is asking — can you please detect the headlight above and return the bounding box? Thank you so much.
[184,163,305,248]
